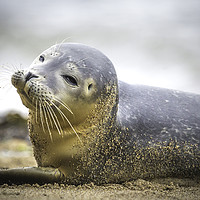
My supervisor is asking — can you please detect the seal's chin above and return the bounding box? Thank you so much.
[18,90,36,110]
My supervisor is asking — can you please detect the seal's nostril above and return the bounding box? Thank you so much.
[25,72,39,82]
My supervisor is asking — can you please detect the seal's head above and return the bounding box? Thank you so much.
[11,43,118,146]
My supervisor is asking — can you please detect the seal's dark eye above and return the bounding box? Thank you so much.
[62,75,78,86]
[39,55,45,62]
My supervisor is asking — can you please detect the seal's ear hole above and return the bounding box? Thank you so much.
[88,83,93,91]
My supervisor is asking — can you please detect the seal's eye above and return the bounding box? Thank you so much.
[39,55,45,62]
[62,75,78,86]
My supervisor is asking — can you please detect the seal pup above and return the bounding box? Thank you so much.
[0,43,200,185]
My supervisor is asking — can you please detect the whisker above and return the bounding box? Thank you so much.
[49,106,64,136]
[0,85,12,101]
[0,65,24,90]
[39,99,46,134]
[45,101,63,137]
[35,98,38,123]
[45,102,54,128]
[0,84,11,90]
[0,66,13,84]
[0,73,12,79]
[0,76,10,83]
[55,37,71,53]
[60,37,71,44]
[18,63,24,71]
[52,97,73,115]
[49,100,82,144]
[50,101,73,132]
[0,76,12,90]
[52,41,58,56]
[0,67,13,76]
[10,64,20,72]
[47,100,66,127]
[42,102,53,141]
[1,64,15,72]
[75,57,89,65]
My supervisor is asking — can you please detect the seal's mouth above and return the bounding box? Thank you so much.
[11,71,36,109]
[25,72,39,82]
[17,89,35,109]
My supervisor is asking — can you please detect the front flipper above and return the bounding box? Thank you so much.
[0,167,66,185]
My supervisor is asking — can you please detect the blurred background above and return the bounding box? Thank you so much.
[0,0,200,116]
[0,0,200,168]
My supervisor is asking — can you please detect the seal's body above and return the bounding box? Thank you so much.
[114,82,200,182]
[2,43,200,185]
[118,82,200,146]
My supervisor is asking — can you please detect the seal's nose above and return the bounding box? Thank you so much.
[25,72,39,82]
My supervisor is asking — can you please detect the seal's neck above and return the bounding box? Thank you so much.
[82,83,119,143]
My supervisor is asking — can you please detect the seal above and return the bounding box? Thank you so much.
[0,43,200,185]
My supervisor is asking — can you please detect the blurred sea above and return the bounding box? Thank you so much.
[0,0,200,115]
